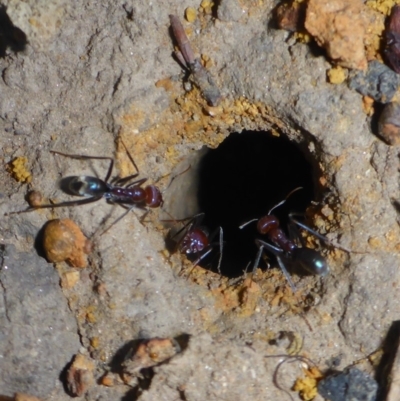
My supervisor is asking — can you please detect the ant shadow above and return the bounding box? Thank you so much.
[0,5,27,57]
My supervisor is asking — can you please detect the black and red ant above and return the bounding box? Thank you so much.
[165,212,223,275]
[240,188,330,292]
[6,143,162,224]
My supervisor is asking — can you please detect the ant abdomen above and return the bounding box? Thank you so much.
[292,248,329,276]
[69,176,109,197]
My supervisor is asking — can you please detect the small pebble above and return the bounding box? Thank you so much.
[27,190,43,207]
[43,219,91,268]
[66,354,95,397]
[378,101,400,145]
[122,337,182,385]
[348,60,400,103]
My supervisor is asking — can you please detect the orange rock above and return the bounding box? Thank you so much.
[43,219,91,268]
[305,0,368,70]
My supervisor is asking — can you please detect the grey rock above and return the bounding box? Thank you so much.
[0,245,80,398]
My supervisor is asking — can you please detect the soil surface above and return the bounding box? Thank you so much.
[1,1,399,400]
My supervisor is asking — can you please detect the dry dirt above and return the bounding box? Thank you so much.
[1,1,399,400]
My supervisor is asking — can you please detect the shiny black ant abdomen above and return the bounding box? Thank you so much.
[256,214,329,276]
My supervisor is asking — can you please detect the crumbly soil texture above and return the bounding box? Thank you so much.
[1,1,399,400]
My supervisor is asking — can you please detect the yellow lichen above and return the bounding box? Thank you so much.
[7,156,32,183]
[327,66,347,84]
[294,31,312,43]
[366,0,400,15]
[293,367,323,401]
[185,7,197,22]
[199,0,214,15]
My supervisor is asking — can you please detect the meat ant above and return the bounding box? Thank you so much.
[6,142,163,230]
[240,188,330,292]
[164,212,223,276]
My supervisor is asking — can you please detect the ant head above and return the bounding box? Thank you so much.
[181,228,209,254]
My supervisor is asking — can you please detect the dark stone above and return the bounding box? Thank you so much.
[348,60,400,103]
[318,367,378,401]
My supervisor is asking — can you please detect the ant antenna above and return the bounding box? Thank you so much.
[267,187,303,215]
[239,187,303,230]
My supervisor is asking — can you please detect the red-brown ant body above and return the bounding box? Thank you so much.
[6,149,162,218]
[166,213,223,275]
[241,189,329,291]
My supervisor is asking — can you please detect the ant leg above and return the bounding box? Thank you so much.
[164,213,205,244]
[185,246,213,277]
[276,256,297,293]
[119,139,140,176]
[50,151,114,183]
[99,205,137,235]
[206,226,224,275]
[113,175,142,187]
[255,239,297,292]
[217,227,223,275]
[289,213,354,253]
[6,196,102,215]
[125,178,147,188]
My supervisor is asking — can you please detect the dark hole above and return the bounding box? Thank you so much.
[197,130,315,277]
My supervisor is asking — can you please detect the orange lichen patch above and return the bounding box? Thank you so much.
[237,277,261,315]
[7,156,32,183]
[305,0,368,70]
[368,236,384,248]
[90,336,100,349]
[116,90,288,181]
[66,354,95,397]
[293,366,324,401]
[85,308,97,324]
[362,95,375,115]
[100,372,116,387]
[211,282,243,312]
[155,77,178,92]
[60,270,80,289]
[43,219,91,268]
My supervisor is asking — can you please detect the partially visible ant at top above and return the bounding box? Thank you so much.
[240,188,332,292]
[6,140,163,232]
[164,212,223,277]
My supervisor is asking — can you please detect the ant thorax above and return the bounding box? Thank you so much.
[69,176,110,197]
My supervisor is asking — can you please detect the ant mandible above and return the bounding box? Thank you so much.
[6,142,162,222]
[165,212,223,276]
[240,188,329,292]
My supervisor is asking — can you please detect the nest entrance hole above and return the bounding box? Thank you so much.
[164,130,317,278]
